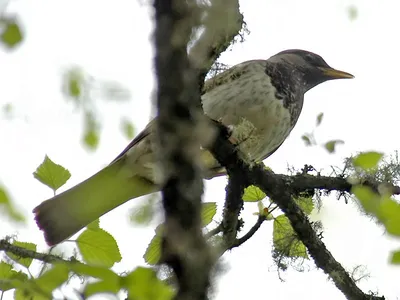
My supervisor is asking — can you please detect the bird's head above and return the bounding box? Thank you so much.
[269,49,354,92]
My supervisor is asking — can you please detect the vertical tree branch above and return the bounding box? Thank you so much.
[153,1,212,299]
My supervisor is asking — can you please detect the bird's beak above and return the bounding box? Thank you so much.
[318,67,354,79]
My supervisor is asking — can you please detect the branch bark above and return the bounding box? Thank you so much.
[208,124,386,300]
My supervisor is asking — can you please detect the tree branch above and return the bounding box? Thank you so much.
[231,216,266,249]
[0,239,68,264]
[208,124,385,300]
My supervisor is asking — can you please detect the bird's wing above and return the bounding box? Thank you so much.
[109,119,156,164]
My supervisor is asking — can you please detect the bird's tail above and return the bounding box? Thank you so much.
[33,159,156,246]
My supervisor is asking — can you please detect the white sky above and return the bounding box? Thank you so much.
[1,0,400,299]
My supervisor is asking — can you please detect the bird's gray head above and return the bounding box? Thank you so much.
[268,49,354,92]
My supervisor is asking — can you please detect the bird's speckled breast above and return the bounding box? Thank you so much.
[202,60,302,162]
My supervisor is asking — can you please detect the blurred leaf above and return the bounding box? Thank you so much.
[353,151,383,171]
[301,134,312,146]
[6,241,36,268]
[84,280,120,298]
[121,119,135,140]
[100,82,131,101]
[77,228,122,267]
[0,186,25,222]
[121,267,174,300]
[33,155,71,192]
[316,113,324,126]
[0,261,15,291]
[34,264,69,295]
[130,198,155,226]
[201,202,217,226]
[2,103,13,118]
[70,262,118,280]
[273,215,308,258]
[324,139,344,154]
[390,250,400,264]
[144,233,162,265]
[348,6,358,21]
[83,112,100,150]
[243,185,266,202]
[352,185,380,213]
[0,18,23,49]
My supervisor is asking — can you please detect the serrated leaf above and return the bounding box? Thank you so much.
[121,119,135,139]
[34,264,69,294]
[121,267,174,300]
[316,112,324,126]
[273,215,308,258]
[33,156,71,192]
[6,241,36,268]
[0,186,25,222]
[87,219,100,230]
[324,139,344,154]
[243,185,266,202]
[202,202,217,226]
[0,262,28,292]
[353,151,383,170]
[390,250,400,264]
[294,196,314,215]
[144,234,162,265]
[77,228,122,267]
[1,19,23,48]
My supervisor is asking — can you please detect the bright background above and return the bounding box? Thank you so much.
[1,0,400,299]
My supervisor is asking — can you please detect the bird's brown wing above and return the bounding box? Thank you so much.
[109,119,155,164]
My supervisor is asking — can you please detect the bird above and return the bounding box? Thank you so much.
[33,49,354,246]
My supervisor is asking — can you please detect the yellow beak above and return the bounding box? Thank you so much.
[319,67,354,79]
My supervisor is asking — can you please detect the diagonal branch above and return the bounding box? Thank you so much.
[208,124,385,300]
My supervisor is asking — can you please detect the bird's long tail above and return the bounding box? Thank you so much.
[33,159,156,246]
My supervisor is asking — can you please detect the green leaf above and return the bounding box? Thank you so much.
[84,280,120,298]
[377,196,400,236]
[33,156,71,192]
[83,112,100,150]
[201,202,217,226]
[352,185,380,214]
[130,197,155,225]
[34,264,69,295]
[353,151,383,170]
[70,262,117,281]
[348,6,358,21]
[6,241,36,268]
[273,215,308,258]
[77,228,122,267]
[0,186,25,222]
[87,219,100,230]
[121,267,174,300]
[0,261,15,291]
[301,135,312,146]
[1,19,23,48]
[121,119,135,139]
[144,232,162,265]
[324,139,344,154]
[243,185,266,202]
[390,250,400,264]
[316,112,324,126]
[294,196,314,215]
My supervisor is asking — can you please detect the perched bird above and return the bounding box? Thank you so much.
[33,49,354,245]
